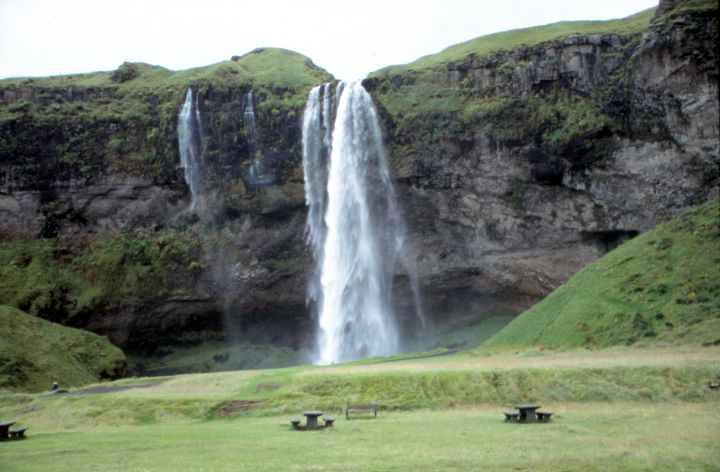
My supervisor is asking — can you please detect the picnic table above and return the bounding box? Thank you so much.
[514,404,541,423]
[0,421,16,440]
[303,410,323,430]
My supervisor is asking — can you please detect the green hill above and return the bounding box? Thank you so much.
[486,199,720,348]
[375,8,656,76]
[372,0,715,76]
[0,305,128,392]
[0,47,333,187]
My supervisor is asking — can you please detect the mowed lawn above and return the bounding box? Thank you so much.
[1,403,719,471]
[2,346,719,471]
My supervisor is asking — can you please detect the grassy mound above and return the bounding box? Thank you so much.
[0,305,127,392]
[487,199,720,348]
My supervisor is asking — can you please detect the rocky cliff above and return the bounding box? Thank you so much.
[0,0,717,361]
[365,0,718,329]
[0,49,330,354]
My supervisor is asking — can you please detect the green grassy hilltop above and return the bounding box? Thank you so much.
[488,199,720,348]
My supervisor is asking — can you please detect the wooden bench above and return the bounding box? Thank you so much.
[346,403,377,419]
[537,411,553,422]
[503,411,519,422]
[289,418,301,430]
[9,428,27,439]
[323,417,335,428]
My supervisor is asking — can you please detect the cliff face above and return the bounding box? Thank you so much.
[0,1,717,357]
[0,49,329,353]
[365,0,718,328]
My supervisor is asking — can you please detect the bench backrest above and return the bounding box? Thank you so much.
[347,403,377,410]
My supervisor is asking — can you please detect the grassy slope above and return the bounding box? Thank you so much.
[0,305,127,392]
[373,0,716,76]
[487,200,720,348]
[0,47,331,105]
[376,8,655,75]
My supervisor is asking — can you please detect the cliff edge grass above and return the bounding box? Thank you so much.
[0,47,332,98]
[0,305,128,392]
[371,0,716,76]
[486,199,720,348]
[0,48,334,185]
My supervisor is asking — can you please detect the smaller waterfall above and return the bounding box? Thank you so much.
[244,90,257,154]
[245,91,262,183]
[178,88,204,211]
[244,90,276,186]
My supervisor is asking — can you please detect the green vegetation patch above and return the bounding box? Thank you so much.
[487,199,720,348]
[0,230,202,325]
[0,305,127,392]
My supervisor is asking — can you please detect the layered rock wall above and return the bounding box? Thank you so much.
[0,4,717,353]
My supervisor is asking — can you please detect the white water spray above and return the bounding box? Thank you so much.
[302,81,425,365]
[178,88,204,211]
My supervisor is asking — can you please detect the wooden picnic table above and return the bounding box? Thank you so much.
[514,404,541,423]
[303,410,323,430]
[0,421,16,440]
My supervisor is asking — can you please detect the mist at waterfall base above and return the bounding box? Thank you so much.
[303,81,426,365]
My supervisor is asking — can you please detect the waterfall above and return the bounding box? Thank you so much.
[302,85,328,309]
[244,90,257,153]
[244,90,276,186]
[302,81,425,365]
[178,88,204,211]
[244,90,262,183]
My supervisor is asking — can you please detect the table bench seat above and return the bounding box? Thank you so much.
[503,411,520,422]
[9,428,27,439]
[289,418,301,430]
[536,411,553,422]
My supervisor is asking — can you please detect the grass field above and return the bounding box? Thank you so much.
[1,404,718,472]
[1,345,718,471]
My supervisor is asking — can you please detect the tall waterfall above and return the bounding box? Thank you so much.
[178,88,204,211]
[302,81,425,365]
